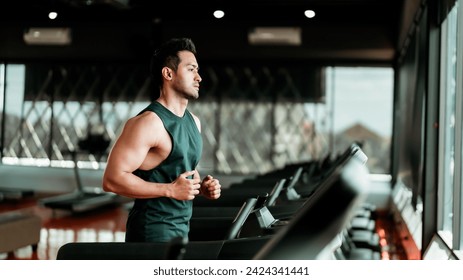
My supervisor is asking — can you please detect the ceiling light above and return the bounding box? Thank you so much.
[248,27,301,46]
[304,10,316,18]
[48,12,58,20]
[213,10,225,19]
[23,28,72,45]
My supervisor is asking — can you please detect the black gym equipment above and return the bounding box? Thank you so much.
[56,235,274,260]
[39,130,124,213]
[188,197,259,241]
[193,166,305,208]
[254,151,371,260]
[56,197,273,260]
[191,178,290,218]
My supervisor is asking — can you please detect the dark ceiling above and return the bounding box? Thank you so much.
[0,0,406,65]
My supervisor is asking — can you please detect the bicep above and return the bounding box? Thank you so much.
[107,136,147,174]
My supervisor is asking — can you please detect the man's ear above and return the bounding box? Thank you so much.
[162,67,172,80]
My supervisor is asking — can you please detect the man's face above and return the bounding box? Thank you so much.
[171,51,202,100]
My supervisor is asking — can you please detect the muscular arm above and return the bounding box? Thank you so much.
[102,112,200,200]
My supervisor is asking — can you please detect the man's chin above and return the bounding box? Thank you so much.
[187,93,199,100]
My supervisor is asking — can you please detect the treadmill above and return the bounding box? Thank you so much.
[39,133,124,213]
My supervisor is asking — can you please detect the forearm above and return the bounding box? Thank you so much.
[103,171,171,199]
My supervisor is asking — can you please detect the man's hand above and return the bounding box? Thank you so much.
[200,175,221,200]
[170,170,201,200]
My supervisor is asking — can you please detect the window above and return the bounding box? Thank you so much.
[323,67,394,174]
[438,0,463,254]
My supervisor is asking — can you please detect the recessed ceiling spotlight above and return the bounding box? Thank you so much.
[48,12,58,20]
[304,10,316,18]
[213,10,225,19]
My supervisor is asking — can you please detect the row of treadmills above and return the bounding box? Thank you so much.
[56,142,382,260]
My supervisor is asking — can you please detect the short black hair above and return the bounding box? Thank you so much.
[150,38,197,89]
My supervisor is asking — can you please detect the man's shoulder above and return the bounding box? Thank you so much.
[127,110,163,130]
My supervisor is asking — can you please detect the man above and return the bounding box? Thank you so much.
[103,38,221,242]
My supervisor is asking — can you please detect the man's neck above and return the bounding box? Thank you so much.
[156,95,188,117]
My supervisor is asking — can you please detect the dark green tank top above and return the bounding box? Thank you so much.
[125,101,202,242]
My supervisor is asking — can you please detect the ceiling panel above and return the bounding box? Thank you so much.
[0,0,405,64]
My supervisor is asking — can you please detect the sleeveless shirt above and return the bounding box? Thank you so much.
[125,101,203,242]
